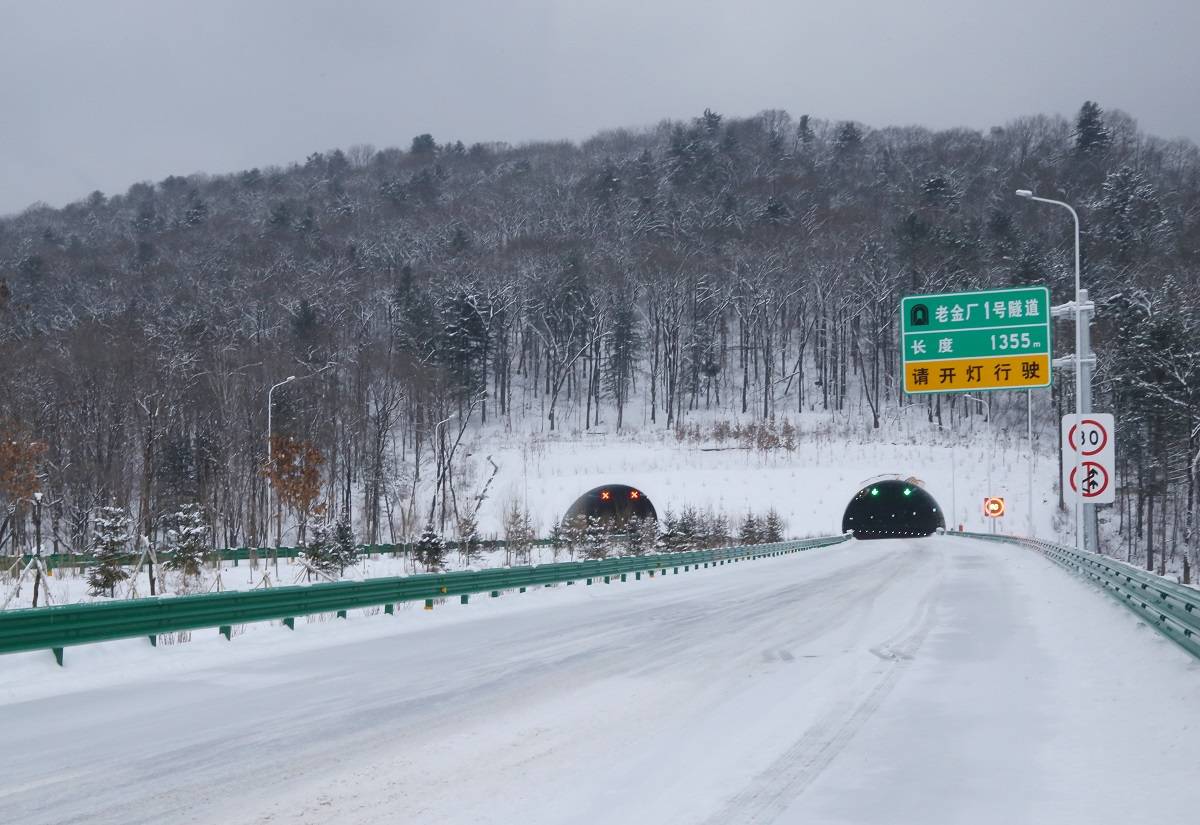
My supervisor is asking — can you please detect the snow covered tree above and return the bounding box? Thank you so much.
[299,516,339,579]
[763,509,785,543]
[415,523,447,570]
[622,516,658,556]
[739,512,762,546]
[655,510,682,553]
[674,507,702,552]
[582,515,610,560]
[1073,100,1111,156]
[331,508,357,573]
[456,513,483,565]
[502,501,534,565]
[88,505,131,596]
[559,513,588,561]
[164,502,208,579]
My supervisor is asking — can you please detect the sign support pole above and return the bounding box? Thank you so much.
[1078,290,1098,553]
[1027,390,1034,538]
[1017,190,1090,555]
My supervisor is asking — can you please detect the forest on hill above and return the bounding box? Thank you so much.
[1,102,1198,574]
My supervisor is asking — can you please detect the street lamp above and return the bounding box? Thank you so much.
[266,376,296,549]
[1015,189,1086,555]
[264,364,336,551]
[31,492,44,607]
[963,394,992,533]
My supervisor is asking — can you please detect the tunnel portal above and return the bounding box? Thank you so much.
[841,480,945,539]
[564,484,658,523]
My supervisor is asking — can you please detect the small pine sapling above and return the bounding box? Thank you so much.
[300,516,339,579]
[88,504,132,597]
[332,509,358,574]
[164,502,209,580]
[415,523,447,571]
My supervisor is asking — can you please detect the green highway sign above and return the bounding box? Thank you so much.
[900,286,1052,394]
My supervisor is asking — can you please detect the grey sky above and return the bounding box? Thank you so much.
[2,0,1197,216]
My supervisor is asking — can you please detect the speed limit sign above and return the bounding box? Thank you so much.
[1061,413,1115,504]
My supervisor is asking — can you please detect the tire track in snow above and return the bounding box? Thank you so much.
[702,548,944,825]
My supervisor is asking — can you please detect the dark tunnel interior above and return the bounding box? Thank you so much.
[841,480,945,539]
[564,484,658,523]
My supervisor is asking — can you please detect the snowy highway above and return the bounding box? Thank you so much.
[3,536,1200,825]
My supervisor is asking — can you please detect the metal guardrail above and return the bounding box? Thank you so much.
[0,535,851,665]
[949,531,1200,660]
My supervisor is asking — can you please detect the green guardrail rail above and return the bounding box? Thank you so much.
[0,535,851,666]
[948,531,1200,660]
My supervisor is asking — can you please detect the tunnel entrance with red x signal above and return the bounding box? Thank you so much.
[564,485,658,522]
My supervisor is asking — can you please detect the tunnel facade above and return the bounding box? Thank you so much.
[564,484,657,523]
[841,480,944,539]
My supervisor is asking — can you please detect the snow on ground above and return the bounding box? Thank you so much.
[2,536,1197,825]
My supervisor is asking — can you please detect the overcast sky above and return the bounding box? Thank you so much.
[2,0,1198,216]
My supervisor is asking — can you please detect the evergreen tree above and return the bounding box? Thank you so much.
[677,507,701,551]
[164,502,208,579]
[457,513,483,565]
[331,508,357,573]
[582,515,610,560]
[88,505,131,597]
[415,523,447,570]
[300,516,339,578]
[410,133,437,156]
[560,513,589,560]
[626,516,658,556]
[708,512,731,548]
[763,509,786,543]
[655,510,680,553]
[739,512,762,546]
[1073,100,1111,156]
[834,121,863,154]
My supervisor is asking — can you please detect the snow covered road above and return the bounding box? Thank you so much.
[2,536,1199,824]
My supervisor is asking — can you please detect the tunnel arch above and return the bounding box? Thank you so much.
[841,479,944,539]
[564,484,658,523]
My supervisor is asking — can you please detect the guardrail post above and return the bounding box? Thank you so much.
[586,578,593,585]
[460,594,469,605]
[219,625,231,640]
[635,571,641,581]
[53,647,64,666]
[283,617,295,629]
[148,635,157,647]
[424,599,433,610]
[491,590,499,598]
[520,587,526,593]
[337,610,347,619]
[384,604,394,615]
[620,573,627,582]
[604,575,610,584]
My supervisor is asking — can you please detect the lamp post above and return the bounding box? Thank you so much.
[964,394,992,533]
[1015,190,1087,555]
[266,376,296,549]
[31,491,43,608]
